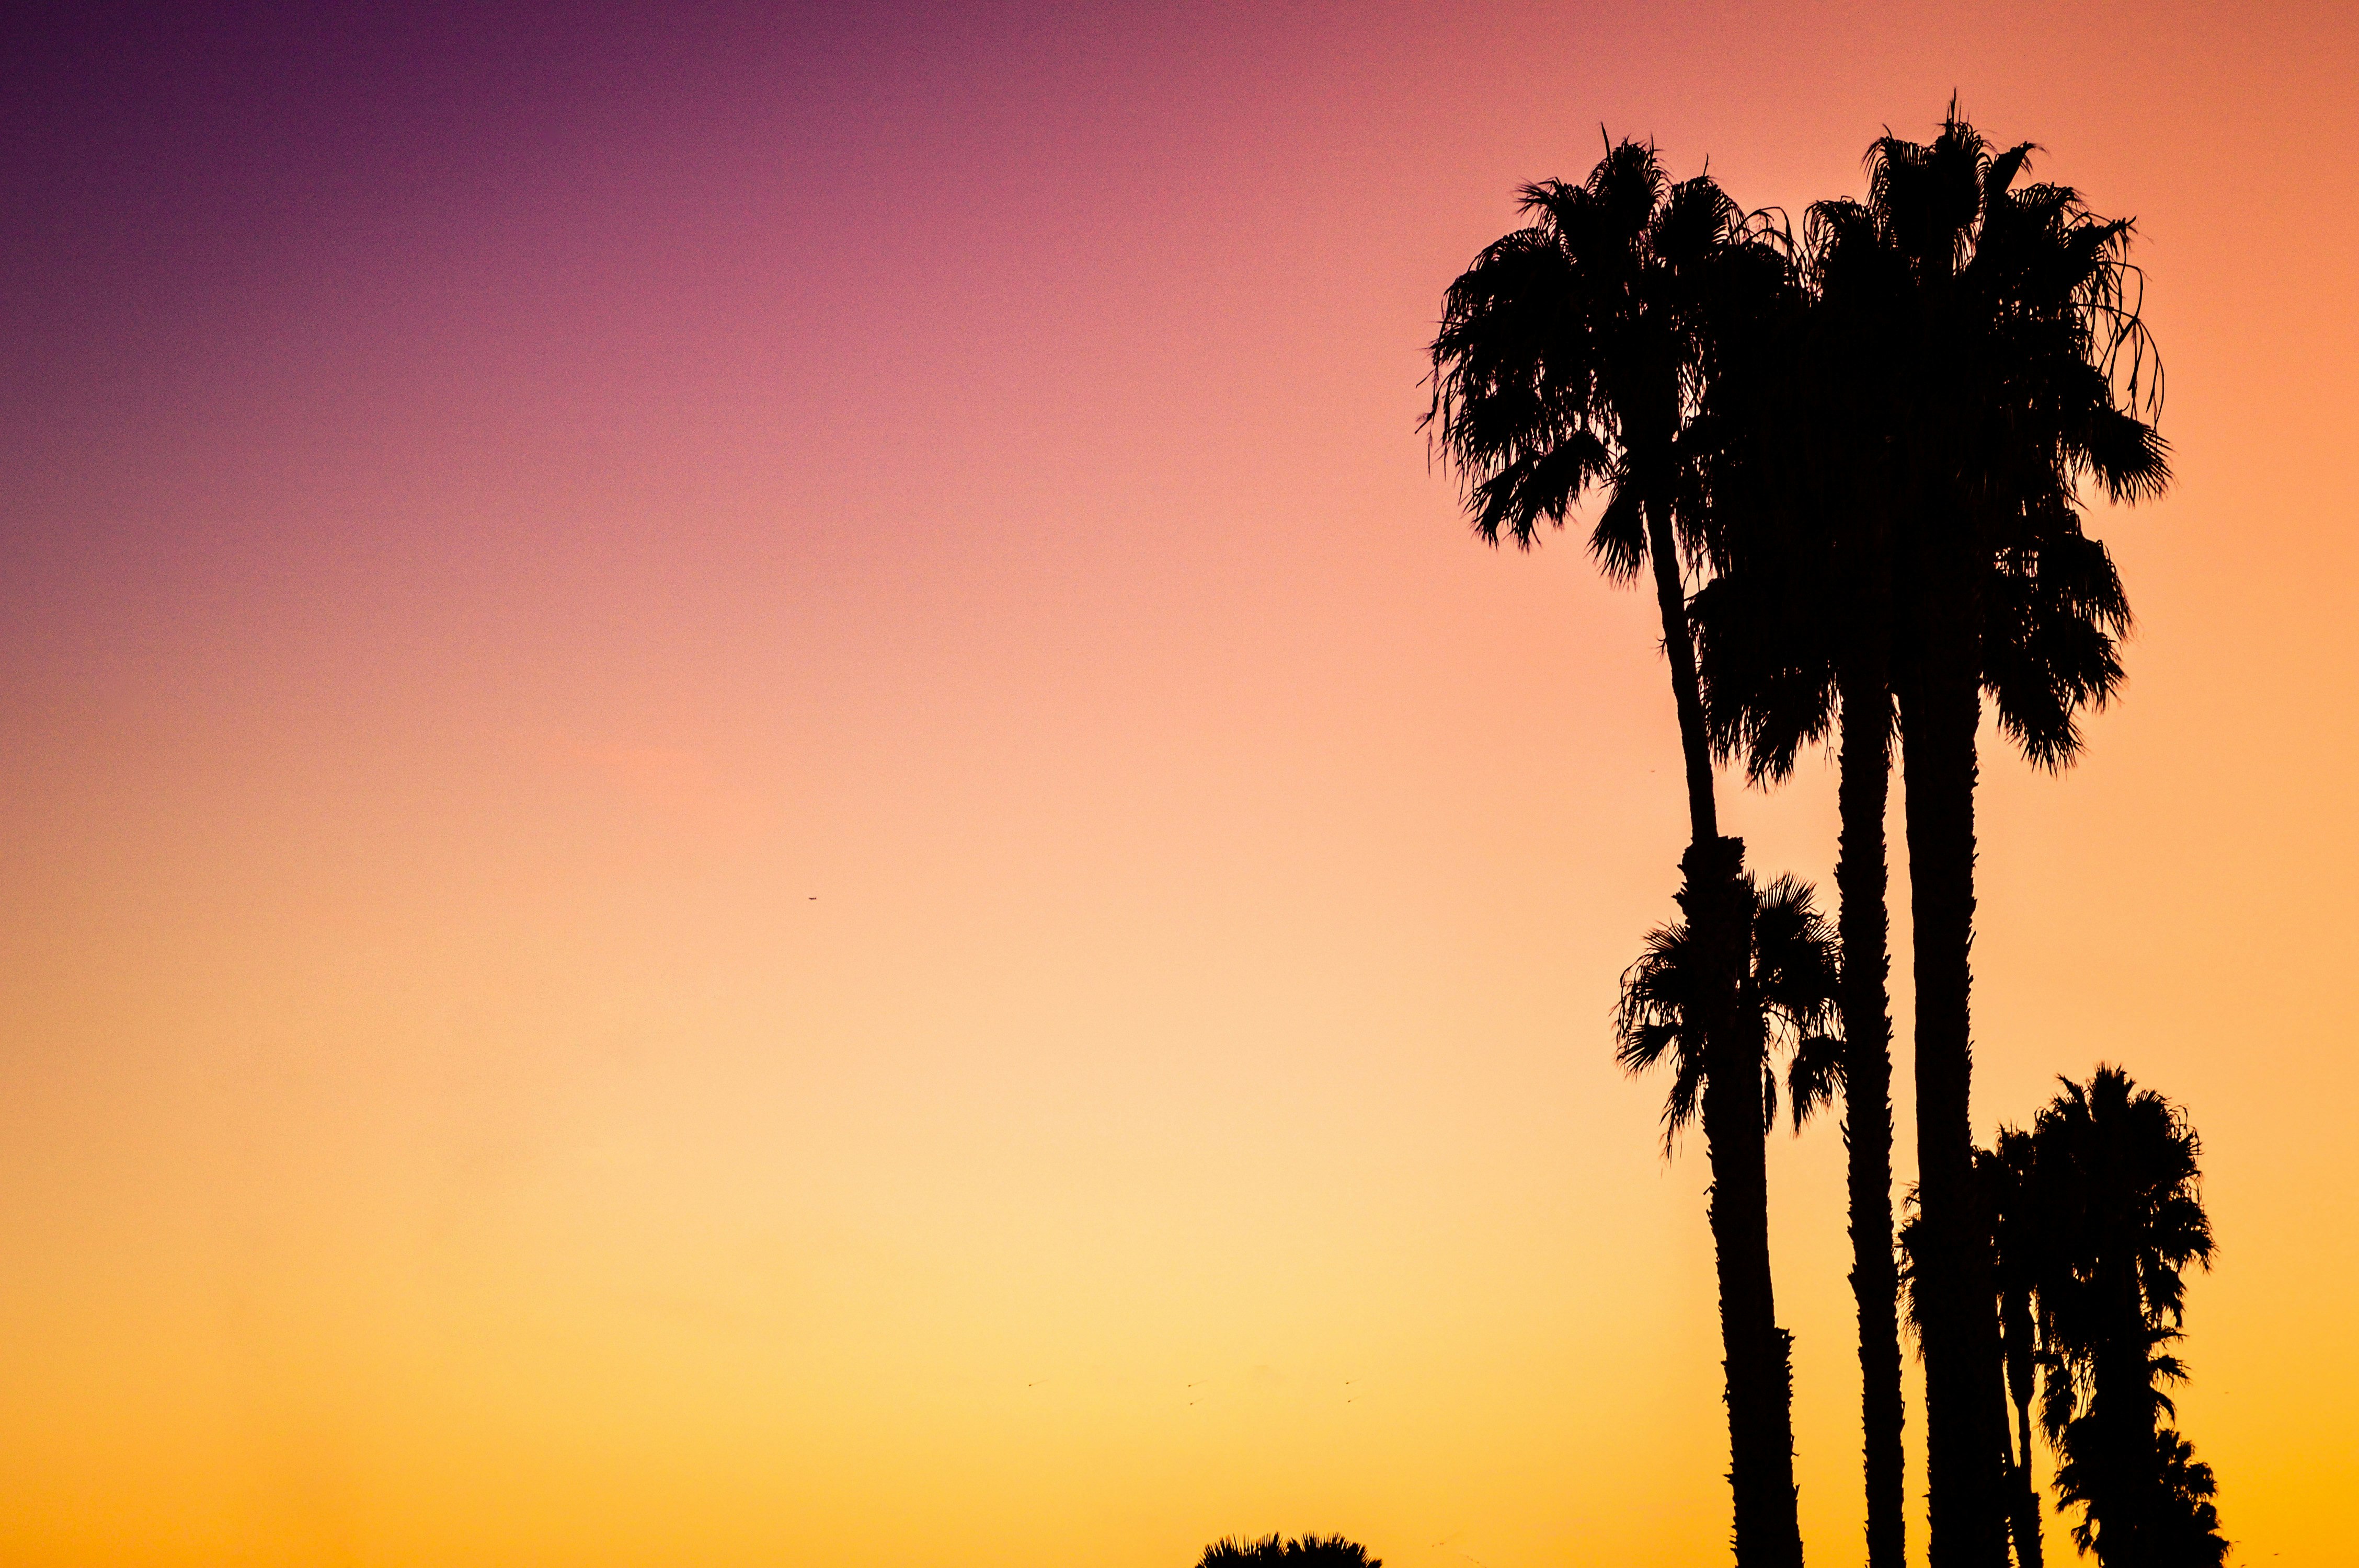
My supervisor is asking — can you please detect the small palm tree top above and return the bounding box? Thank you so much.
[1616,872,1841,1152]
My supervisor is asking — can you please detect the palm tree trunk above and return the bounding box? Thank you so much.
[1645,500,1720,848]
[1998,1243,2043,1567]
[2082,1353,2139,1562]
[1701,1023,1805,1568]
[1646,494,1801,1567]
[2009,1358,2043,1568]
[1836,656,1906,1568]
[1898,595,2011,1568]
[2089,1272,2160,1562]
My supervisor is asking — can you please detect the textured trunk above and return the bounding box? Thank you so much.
[2009,1378,2043,1567]
[1646,486,1800,1566]
[1698,962,1804,1568]
[2001,1282,2043,1568]
[1651,486,1793,1556]
[2084,1356,2142,1562]
[1836,658,1906,1568]
[1646,497,1720,848]
[1899,564,2011,1568]
[2087,1273,2160,1561]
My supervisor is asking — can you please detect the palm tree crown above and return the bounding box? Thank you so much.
[2032,1075,2211,1396]
[1614,873,1841,1151]
[1426,140,1789,559]
[1696,121,2165,787]
[1427,137,1790,846]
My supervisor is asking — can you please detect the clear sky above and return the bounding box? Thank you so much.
[5,4,2355,1564]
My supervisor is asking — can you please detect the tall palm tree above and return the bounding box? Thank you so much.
[1427,139,1803,1565]
[2032,1068,2218,1564]
[1689,198,1912,1568]
[1691,144,2151,1567]
[1618,873,1841,1568]
[1844,112,2167,1567]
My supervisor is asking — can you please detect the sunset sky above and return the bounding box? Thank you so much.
[6,4,2357,1564]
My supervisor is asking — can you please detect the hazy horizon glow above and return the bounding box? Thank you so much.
[6,4,2356,1564]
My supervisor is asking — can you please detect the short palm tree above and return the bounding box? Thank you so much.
[2032,1068,2218,1564]
[1617,872,1840,1564]
[2143,1427,2230,1567]
[1427,139,1804,1566]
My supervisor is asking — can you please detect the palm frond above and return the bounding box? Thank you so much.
[1787,1032,1843,1130]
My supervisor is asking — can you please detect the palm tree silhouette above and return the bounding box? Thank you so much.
[1688,194,1916,1568]
[1198,1534,1380,1567]
[1812,109,2168,1566]
[2031,1068,2219,1564]
[1427,138,1803,1565]
[1905,1087,2224,1568]
[1618,872,1843,1149]
[2140,1427,2229,1567]
[1896,1155,2036,1565]
[1617,872,1840,1564]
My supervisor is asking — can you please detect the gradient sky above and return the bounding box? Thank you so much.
[6,4,2356,1565]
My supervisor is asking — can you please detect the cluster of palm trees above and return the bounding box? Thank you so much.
[1938,1071,2224,1567]
[1426,109,2218,1565]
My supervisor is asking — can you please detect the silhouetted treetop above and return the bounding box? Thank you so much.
[1196,1532,1379,1567]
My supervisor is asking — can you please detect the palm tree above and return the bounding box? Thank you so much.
[2053,1406,2229,1565]
[1618,873,1840,1564]
[2031,1068,2218,1564]
[2145,1427,2230,1567]
[1689,197,1914,1568]
[1907,1093,2223,1568]
[1427,139,1803,1565]
[1838,111,2167,1567]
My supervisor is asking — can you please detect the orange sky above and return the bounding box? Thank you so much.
[3,4,2355,1564]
